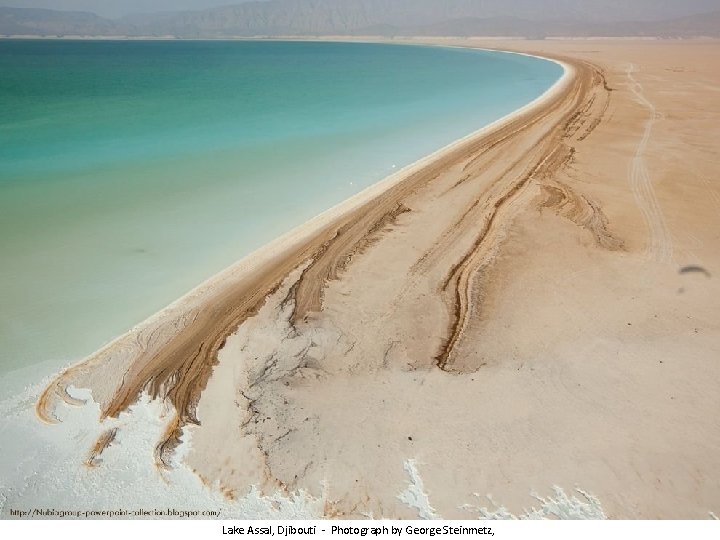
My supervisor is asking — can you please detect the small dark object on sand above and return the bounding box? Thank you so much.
[679,265,711,278]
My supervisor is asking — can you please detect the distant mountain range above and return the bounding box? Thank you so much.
[2,1,720,38]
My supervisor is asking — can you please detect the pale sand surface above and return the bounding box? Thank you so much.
[37,40,720,518]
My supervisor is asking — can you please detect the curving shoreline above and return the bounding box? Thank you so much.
[33,47,590,491]
[35,47,575,428]
[29,40,617,518]
[18,37,720,519]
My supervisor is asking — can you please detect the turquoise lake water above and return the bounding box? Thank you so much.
[0,40,562,380]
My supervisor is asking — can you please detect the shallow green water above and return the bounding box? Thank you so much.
[0,40,562,379]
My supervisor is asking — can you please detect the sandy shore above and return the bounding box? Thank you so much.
[37,39,720,519]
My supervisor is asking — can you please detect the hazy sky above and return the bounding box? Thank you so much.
[0,1,257,18]
[3,0,719,20]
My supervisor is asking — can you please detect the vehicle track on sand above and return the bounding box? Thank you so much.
[626,64,674,264]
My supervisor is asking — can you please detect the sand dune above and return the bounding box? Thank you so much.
[36,39,720,519]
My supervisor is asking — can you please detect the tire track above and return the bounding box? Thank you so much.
[626,64,674,264]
